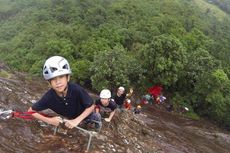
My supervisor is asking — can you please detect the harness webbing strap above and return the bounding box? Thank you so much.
[12,111,51,120]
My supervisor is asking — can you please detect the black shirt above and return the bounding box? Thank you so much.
[95,99,117,111]
[112,93,126,106]
[32,83,93,119]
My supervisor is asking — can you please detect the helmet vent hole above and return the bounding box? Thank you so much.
[50,67,57,73]
[63,64,68,70]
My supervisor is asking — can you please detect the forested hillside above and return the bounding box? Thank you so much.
[0,0,230,129]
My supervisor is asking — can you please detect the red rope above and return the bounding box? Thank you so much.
[12,111,51,120]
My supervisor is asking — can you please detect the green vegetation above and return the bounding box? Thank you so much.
[0,0,230,129]
[0,70,10,78]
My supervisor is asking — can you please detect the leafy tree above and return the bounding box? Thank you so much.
[138,34,187,87]
[194,69,230,127]
[90,45,143,91]
[46,38,75,57]
[70,59,91,85]
[176,48,220,93]
[183,28,211,51]
[78,37,110,61]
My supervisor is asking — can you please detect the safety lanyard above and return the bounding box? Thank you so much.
[0,110,51,120]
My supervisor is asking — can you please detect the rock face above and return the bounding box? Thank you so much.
[0,66,230,153]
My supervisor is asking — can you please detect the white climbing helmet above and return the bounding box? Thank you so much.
[100,89,111,99]
[43,56,71,80]
[118,86,125,91]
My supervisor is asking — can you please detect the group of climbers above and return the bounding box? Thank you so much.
[28,55,184,132]
[142,85,167,105]
[95,86,138,123]
[28,56,141,131]
[0,55,192,153]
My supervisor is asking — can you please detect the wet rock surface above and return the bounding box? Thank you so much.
[0,67,230,153]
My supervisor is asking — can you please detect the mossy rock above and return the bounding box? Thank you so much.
[0,70,11,78]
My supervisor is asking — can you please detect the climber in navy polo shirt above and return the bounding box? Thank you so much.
[28,56,100,129]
